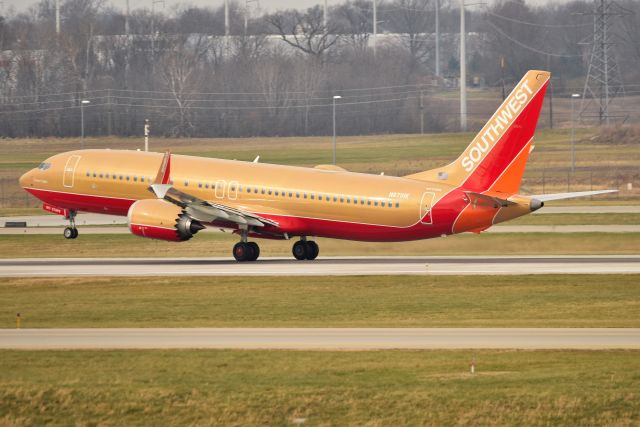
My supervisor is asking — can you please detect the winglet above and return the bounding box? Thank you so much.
[154,151,171,185]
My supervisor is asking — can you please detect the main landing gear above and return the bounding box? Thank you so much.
[233,229,260,262]
[292,239,319,261]
[63,211,78,239]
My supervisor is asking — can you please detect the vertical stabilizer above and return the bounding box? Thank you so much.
[406,70,550,195]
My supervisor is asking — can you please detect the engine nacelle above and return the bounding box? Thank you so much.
[127,199,204,242]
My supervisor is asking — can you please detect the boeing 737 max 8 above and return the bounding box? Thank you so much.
[19,70,615,261]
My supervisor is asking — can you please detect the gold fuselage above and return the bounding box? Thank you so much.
[21,149,467,241]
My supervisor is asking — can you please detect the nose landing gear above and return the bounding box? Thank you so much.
[292,239,319,261]
[63,211,78,239]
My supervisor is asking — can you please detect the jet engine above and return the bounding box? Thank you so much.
[127,199,204,242]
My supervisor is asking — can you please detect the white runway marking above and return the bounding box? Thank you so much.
[1,328,638,350]
[1,256,640,277]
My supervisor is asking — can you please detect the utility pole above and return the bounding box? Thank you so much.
[55,0,60,34]
[419,91,424,135]
[151,0,165,68]
[80,100,90,149]
[459,0,467,132]
[571,94,580,173]
[144,119,150,152]
[225,0,230,55]
[500,56,506,101]
[373,0,377,56]
[547,54,553,129]
[244,0,258,37]
[324,0,328,30]
[332,95,341,165]
[435,0,440,77]
[125,0,130,35]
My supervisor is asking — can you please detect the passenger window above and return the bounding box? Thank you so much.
[361,199,365,205]
[395,202,400,208]
[381,201,385,207]
[141,177,145,183]
[340,197,344,203]
[289,192,293,197]
[317,195,321,201]
[133,176,137,182]
[275,190,279,196]
[92,172,97,177]
[205,183,209,189]
[126,176,130,181]
[86,172,90,177]
[367,200,371,205]
[198,183,202,188]
[347,197,351,204]
[333,196,337,202]
[184,181,189,186]
[374,201,378,206]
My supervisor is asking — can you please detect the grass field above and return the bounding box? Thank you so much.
[3,275,639,328]
[1,232,639,258]
[1,349,638,425]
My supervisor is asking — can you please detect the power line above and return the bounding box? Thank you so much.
[485,9,590,28]
[486,20,582,58]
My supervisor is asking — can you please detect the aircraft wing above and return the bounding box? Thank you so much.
[148,152,279,228]
[531,190,618,202]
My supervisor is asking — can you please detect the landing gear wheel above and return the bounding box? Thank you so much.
[233,242,250,262]
[292,241,307,260]
[247,242,260,261]
[63,227,77,239]
[305,241,319,260]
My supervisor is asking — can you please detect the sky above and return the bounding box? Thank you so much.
[2,0,567,15]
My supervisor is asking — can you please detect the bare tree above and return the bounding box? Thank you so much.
[267,6,340,59]
[160,34,211,136]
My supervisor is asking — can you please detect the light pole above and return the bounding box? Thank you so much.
[373,0,377,56]
[332,95,342,165]
[81,99,90,149]
[459,0,466,132]
[571,93,580,173]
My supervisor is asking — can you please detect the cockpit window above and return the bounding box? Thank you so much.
[38,163,51,170]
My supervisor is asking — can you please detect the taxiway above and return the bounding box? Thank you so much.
[1,328,638,350]
[1,256,639,277]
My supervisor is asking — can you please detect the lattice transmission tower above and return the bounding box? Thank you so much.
[580,0,629,125]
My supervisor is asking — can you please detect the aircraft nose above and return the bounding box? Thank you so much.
[19,169,33,188]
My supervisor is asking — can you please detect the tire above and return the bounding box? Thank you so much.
[305,241,319,260]
[292,241,307,260]
[71,228,79,239]
[233,242,249,262]
[63,227,74,239]
[247,242,260,261]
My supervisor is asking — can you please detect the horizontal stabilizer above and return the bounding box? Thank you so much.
[532,190,618,202]
[465,191,515,208]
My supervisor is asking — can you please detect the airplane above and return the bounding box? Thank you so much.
[19,70,615,261]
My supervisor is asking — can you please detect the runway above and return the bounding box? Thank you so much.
[1,328,638,349]
[2,256,640,277]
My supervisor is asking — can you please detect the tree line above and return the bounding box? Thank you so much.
[1,0,640,138]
